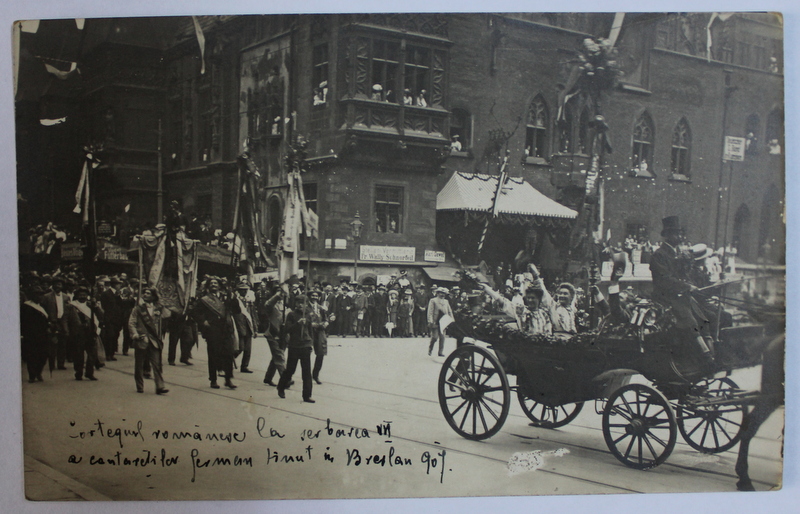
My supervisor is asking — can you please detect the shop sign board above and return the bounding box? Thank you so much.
[359,245,415,262]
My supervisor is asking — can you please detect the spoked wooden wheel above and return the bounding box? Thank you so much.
[602,383,677,470]
[677,377,745,454]
[438,345,510,441]
[517,391,584,428]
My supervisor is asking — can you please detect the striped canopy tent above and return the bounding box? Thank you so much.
[436,172,578,267]
[437,172,577,225]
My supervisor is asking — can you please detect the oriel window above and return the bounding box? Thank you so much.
[371,40,399,102]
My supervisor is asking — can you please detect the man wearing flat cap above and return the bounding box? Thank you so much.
[650,216,715,369]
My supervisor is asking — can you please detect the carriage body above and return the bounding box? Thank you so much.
[438,307,775,470]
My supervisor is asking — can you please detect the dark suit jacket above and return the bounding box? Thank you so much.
[41,291,69,333]
[128,303,168,350]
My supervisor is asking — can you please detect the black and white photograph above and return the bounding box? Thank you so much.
[1,1,794,512]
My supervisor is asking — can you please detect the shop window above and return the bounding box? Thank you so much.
[375,185,403,234]
[631,112,655,177]
[670,118,692,180]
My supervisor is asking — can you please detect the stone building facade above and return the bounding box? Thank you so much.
[16,13,784,281]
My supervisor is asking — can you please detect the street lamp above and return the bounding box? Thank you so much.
[350,211,364,283]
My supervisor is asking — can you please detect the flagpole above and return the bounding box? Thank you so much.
[138,238,144,302]
[477,153,509,256]
[157,119,163,223]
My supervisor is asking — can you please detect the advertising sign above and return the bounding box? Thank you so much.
[359,245,415,262]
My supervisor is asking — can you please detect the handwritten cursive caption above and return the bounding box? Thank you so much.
[66,418,449,484]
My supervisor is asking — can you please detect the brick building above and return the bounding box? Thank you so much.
[16,13,784,282]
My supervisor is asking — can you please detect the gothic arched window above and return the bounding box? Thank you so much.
[525,95,548,160]
[670,118,692,178]
[632,112,655,177]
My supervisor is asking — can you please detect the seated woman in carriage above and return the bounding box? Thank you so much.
[470,268,553,337]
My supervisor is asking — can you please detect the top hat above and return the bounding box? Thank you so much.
[660,216,684,236]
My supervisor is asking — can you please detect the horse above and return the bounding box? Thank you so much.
[735,330,785,491]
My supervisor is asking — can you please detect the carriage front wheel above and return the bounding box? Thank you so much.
[517,391,584,429]
[438,345,510,441]
[602,383,677,470]
[676,377,745,454]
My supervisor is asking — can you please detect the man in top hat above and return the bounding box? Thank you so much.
[650,216,715,369]
[41,275,69,369]
[232,281,257,373]
[427,287,454,356]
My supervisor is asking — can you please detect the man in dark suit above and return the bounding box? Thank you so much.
[650,216,714,368]
[99,276,123,361]
[192,278,237,389]
[41,276,69,369]
[66,286,99,381]
[21,286,50,382]
[277,295,315,403]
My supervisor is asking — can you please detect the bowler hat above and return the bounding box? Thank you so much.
[660,216,684,236]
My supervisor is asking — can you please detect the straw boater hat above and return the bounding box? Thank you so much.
[690,243,713,260]
[436,287,449,295]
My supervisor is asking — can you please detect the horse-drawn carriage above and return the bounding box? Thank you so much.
[437,297,781,470]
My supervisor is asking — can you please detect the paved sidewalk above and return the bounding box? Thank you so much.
[24,455,111,501]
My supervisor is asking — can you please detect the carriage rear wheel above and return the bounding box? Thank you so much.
[438,345,510,441]
[602,383,677,470]
[677,377,745,454]
[517,391,584,428]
